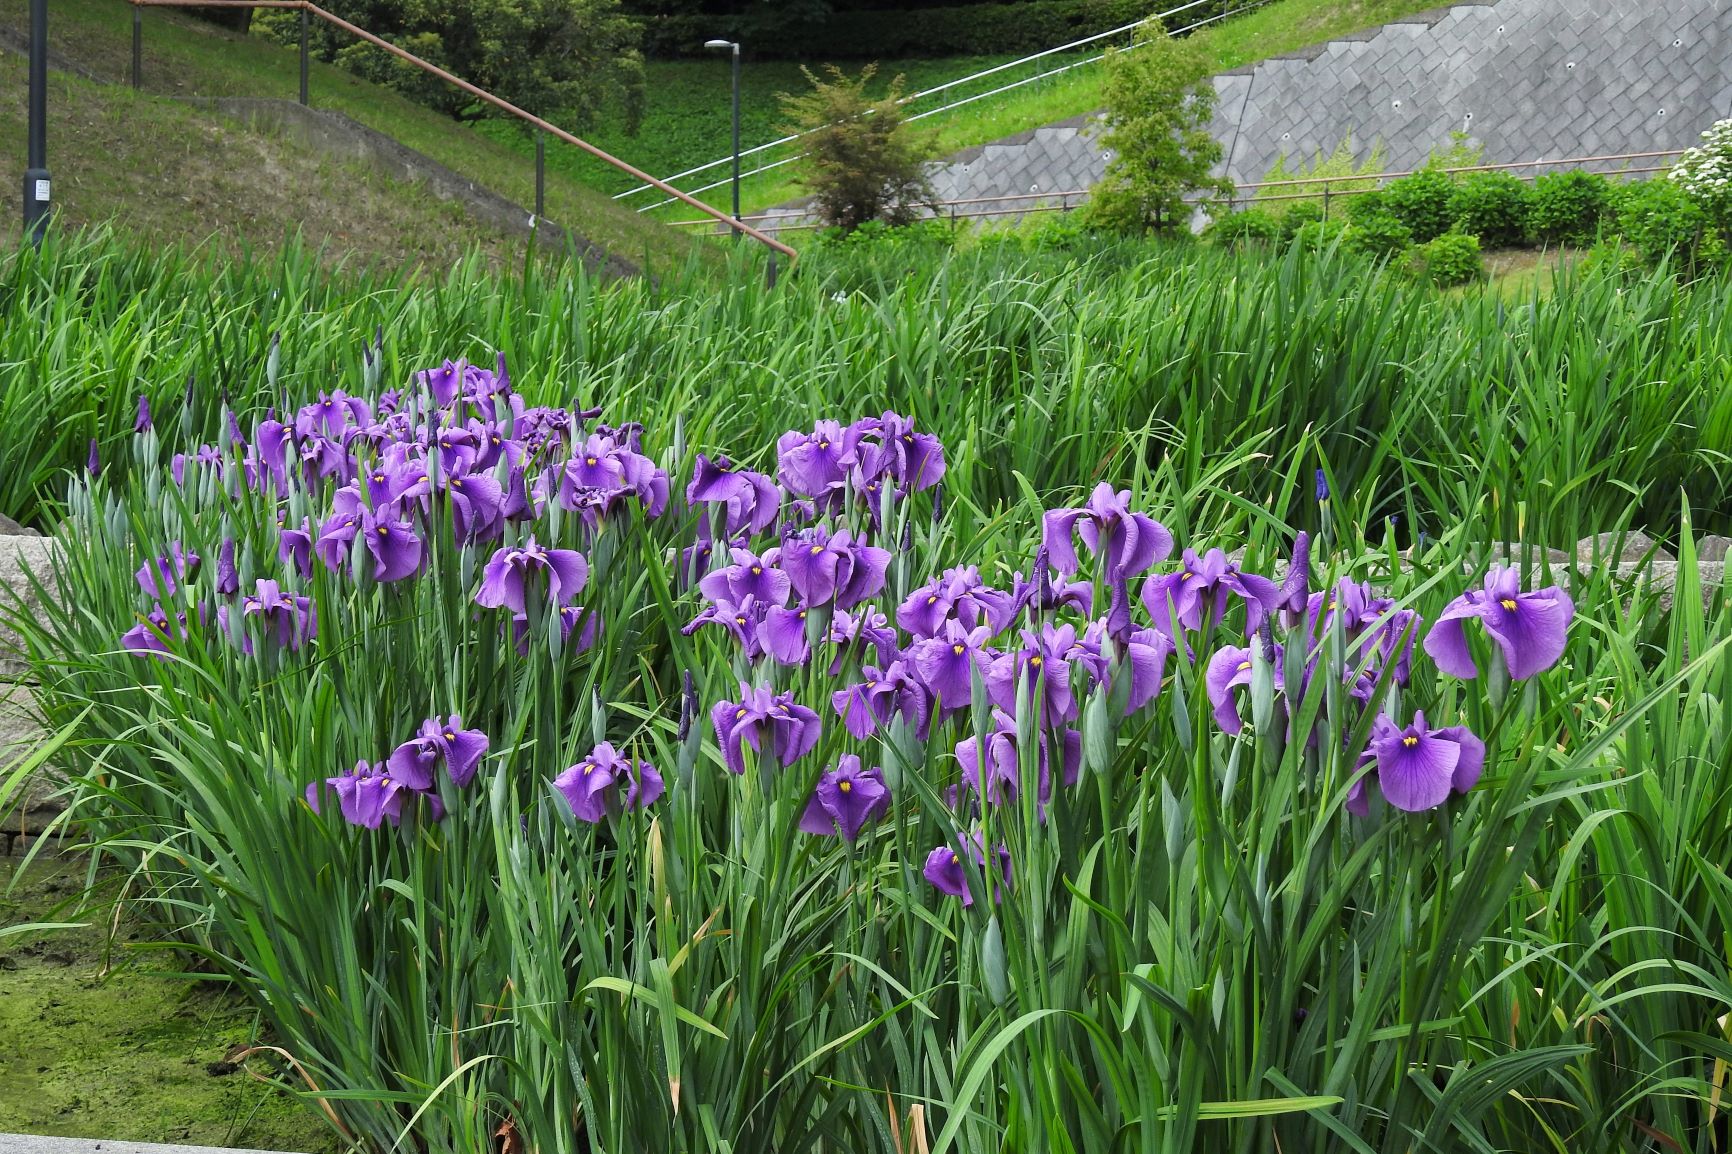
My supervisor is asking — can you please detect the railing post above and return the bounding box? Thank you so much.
[766,250,778,290]
[298,7,309,105]
[535,131,545,221]
[132,5,142,90]
[1322,180,1331,221]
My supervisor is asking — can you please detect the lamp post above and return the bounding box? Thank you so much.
[704,38,742,236]
[22,0,50,246]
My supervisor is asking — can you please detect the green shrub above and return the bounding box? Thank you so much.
[1208,209,1281,249]
[1528,171,1612,246]
[1288,218,1347,254]
[1449,172,1532,248]
[1613,178,1727,273]
[1409,231,1484,286]
[815,218,956,249]
[1344,211,1413,259]
[1344,189,1391,222]
[1279,202,1325,240]
[1668,117,1732,232]
[780,65,938,232]
[1382,169,1457,243]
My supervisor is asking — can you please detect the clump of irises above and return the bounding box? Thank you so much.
[118,355,1575,878]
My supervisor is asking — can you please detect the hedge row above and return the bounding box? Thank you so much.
[638,0,1224,58]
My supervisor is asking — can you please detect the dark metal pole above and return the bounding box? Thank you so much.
[535,131,546,221]
[298,8,309,105]
[23,0,50,246]
[730,43,741,236]
[132,6,142,91]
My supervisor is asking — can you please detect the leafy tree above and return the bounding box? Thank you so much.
[1083,18,1230,235]
[263,0,645,128]
[779,65,938,232]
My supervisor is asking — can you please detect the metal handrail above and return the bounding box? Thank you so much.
[127,0,799,262]
[617,0,1269,210]
[660,146,1686,233]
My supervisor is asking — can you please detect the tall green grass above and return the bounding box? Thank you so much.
[3,229,1730,537]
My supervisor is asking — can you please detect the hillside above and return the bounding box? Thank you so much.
[0,0,708,271]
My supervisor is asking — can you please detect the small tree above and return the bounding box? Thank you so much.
[780,65,937,233]
[1083,18,1230,235]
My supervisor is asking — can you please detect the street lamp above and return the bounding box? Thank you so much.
[22,0,50,246]
[704,38,742,236]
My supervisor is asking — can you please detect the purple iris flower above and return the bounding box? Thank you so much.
[556,433,669,520]
[215,537,239,597]
[955,708,1081,810]
[1305,578,1424,686]
[553,742,665,823]
[830,660,929,739]
[1042,484,1173,582]
[135,394,153,433]
[1142,548,1281,639]
[688,455,782,538]
[1010,566,1094,619]
[777,421,864,497]
[318,490,423,583]
[510,603,601,658]
[759,604,814,666]
[418,359,466,407]
[710,683,822,776]
[781,526,889,610]
[475,537,589,614]
[683,594,771,661]
[386,715,491,790]
[1423,566,1574,681]
[923,836,1011,907]
[136,542,200,599]
[1277,532,1311,628]
[877,411,946,491]
[86,439,102,478]
[241,580,316,652]
[297,391,372,440]
[826,606,903,672]
[440,467,506,544]
[698,548,791,608]
[279,517,315,580]
[121,606,190,658]
[1076,622,1175,714]
[985,622,1082,726]
[911,620,996,716]
[359,453,430,510]
[898,566,1017,639]
[1351,711,1485,814]
[1205,642,1284,735]
[797,755,890,842]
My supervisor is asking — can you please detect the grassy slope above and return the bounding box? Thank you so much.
[563,0,1452,220]
[0,55,523,268]
[0,0,709,273]
[0,856,340,1152]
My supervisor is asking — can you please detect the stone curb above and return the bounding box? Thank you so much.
[0,1136,308,1154]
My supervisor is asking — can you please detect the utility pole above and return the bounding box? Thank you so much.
[23,0,51,245]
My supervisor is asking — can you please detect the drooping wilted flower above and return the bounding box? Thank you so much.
[1423,566,1574,681]
[1350,711,1484,814]
[215,537,239,597]
[798,755,890,842]
[553,742,664,822]
[710,683,822,776]
[387,715,491,790]
[475,537,589,614]
[1142,548,1281,639]
[1277,531,1311,628]
[923,836,1011,907]
[1304,578,1424,687]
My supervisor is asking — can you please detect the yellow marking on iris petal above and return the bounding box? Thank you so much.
[751,566,762,575]
[376,526,390,536]
[735,616,746,625]
[927,595,938,605]
[1179,572,1192,582]
[810,544,824,555]
[443,731,455,741]
[582,763,594,775]
[1237,660,1252,672]
[839,780,852,794]
[952,643,965,656]
[735,708,747,719]
[1500,598,1519,611]
[585,456,598,466]
[818,440,830,450]
[949,851,960,864]
[1029,655,1043,668]
[1402,735,1419,747]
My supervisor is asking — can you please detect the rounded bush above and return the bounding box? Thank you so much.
[1381,169,1457,243]
[1345,211,1414,259]
[1344,189,1392,222]
[1208,209,1281,249]
[1278,202,1326,241]
[1613,178,1727,273]
[1409,231,1485,286]
[1448,172,1532,248]
[1528,170,1612,246]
